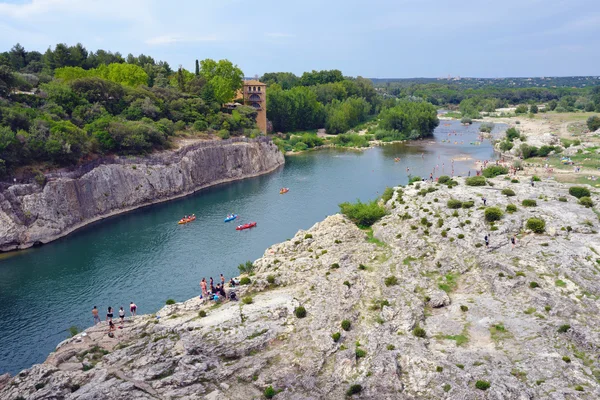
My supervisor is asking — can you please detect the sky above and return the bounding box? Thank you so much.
[0,0,599,78]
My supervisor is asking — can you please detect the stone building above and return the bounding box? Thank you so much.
[242,80,267,133]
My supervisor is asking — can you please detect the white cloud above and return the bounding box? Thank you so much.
[145,34,219,46]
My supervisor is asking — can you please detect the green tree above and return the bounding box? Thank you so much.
[0,65,16,97]
[587,115,600,132]
[515,104,528,114]
[199,59,243,104]
[530,104,538,114]
[195,59,200,76]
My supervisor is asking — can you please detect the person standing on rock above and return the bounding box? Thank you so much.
[511,235,516,249]
[106,306,113,322]
[482,197,487,206]
[200,278,208,298]
[130,302,137,317]
[484,235,489,248]
[220,274,225,287]
[119,306,125,326]
[92,306,101,325]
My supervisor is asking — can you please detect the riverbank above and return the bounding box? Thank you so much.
[2,176,598,399]
[0,137,284,252]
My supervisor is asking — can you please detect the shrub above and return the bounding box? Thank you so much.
[436,366,444,372]
[506,204,517,213]
[341,319,352,331]
[238,260,255,274]
[484,207,503,222]
[242,296,253,305]
[304,233,313,239]
[511,179,519,183]
[482,165,508,178]
[355,348,366,358]
[569,186,590,199]
[529,282,539,289]
[166,299,176,305]
[499,140,513,151]
[330,263,340,269]
[441,231,447,237]
[557,324,571,333]
[447,199,463,209]
[460,305,469,312]
[68,325,80,337]
[198,310,207,318]
[381,187,394,203]
[558,197,567,202]
[466,176,486,186]
[526,218,546,233]
[384,276,398,286]
[438,175,451,184]
[461,117,472,124]
[346,384,362,396]
[506,127,520,141]
[587,115,600,131]
[267,275,276,284]
[457,234,465,239]
[522,199,537,207]
[562,356,571,363]
[339,199,387,228]
[240,277,251,285]
[475,380,491,390]
[413,326,426,338]
[461,201,474,208]
[575,385,584,392]
[264,386,276,399]
[294,306,307,318]
[480,122,494,133]
[332,332,341,342]
[502,188,515,196]
[579,197,593,208]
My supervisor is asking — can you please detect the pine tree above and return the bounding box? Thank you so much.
[195,59,200,76]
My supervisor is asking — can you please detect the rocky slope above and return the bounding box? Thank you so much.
[1,177,599,399]
[0,137,284,251]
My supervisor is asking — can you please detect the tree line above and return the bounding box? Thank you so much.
[0,43,252,179]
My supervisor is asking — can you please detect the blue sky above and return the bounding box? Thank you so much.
[1,0,599,78]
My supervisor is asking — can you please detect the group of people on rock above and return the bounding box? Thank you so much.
[92,302,137,337]
[200,274,238,302]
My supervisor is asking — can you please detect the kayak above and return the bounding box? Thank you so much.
[224,214,238,222]
[280,188,289,194]
[178,216,196,225]
[236,222,257,231]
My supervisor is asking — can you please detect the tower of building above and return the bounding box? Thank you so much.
[242,80,267,133]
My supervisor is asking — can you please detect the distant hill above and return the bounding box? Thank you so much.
[370,76,600,89]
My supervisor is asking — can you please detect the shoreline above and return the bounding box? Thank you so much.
[0,139,285,253]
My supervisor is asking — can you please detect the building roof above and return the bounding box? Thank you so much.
[243,80,266,86]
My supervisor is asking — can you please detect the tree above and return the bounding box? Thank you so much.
[0,65,16,97]
[587,115,600,132]
[547,99,558,110]
[529,104,538,114]
[9,43,27,71]
[195,59,200,76]
[199,59,243,104]
[515,104,528,114]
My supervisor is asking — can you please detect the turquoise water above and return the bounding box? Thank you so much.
[0,120,504,374]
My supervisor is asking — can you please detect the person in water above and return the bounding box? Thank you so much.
[106,306,113,322]
[92,306,101,325]
[129,302,137,317]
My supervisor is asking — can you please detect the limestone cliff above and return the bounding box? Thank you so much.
[0,137,284,252]
[1,177,599,399]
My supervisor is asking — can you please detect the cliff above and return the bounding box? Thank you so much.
[0,137,284,252]
[1,177,599,399]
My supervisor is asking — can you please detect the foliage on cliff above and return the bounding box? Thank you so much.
[0,43,254,178]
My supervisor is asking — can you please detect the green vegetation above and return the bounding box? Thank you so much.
[460,305,469,312]
[413,326,427,338]
[332,332,341,342]
[569,186,591,199]
[475,380,491,390]
[374,101,439,141]
[502,188,516,196]
[346,384,362,396]
[239,277,251,285]
[465,176,486,186]
[588,115,600,131]
[522,199,537,207]
[264,386,276,399]
[68,325,80,337]
[447,199,463,209]
[579,197,593,207]
[294,306,307,318]
[526,218,546,233]
[238,261,255,274]
[242,296,253,305]
[529,282,539,289]
[341,319,352,331]
[198,310,207,318]
[339,199,387,228]
[484,207,503,222]
[557,324,571,333]
[482,165,508,178]
[384,276,398,286]
[165,299,176,305]
[381,187,394,203]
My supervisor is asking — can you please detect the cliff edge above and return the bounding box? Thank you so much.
[0,137,284,252]
[1,177,599,399]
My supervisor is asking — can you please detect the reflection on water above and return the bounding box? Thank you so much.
[0,119,504,374]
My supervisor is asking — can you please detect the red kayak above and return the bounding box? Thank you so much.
[236,222,257,231]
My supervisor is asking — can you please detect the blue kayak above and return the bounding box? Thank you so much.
[224,214,238,222]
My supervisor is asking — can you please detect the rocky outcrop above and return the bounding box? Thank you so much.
[1,177,599,399]
[0,137,284,251]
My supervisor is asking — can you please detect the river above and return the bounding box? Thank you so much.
[0,120,505,374]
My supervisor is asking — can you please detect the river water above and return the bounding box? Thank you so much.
[0,120,505,374]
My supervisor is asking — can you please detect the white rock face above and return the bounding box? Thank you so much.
[1,177,599,399]
[0,138,284,251]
